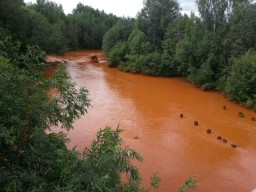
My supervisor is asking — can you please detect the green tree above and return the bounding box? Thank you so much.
[195,0,250,32]
[188,63,215,90]
[103,19,134,56]
[196,0,228,32]
[136,0,180,49]
[225,51,256,109]
[68,3,119,50]
[25,8,52,51]
[47,20,68,54]
[161,14,196,77]
[27,0,68,53]
[120,52,162,75]
[128,29,152,55]
[227,2,256,58]
[31,0,65,24]
[174,37,195,76]
[0,0,28,42]
[108,41,129,67]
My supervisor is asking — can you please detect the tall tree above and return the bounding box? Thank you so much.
[32,0,65,24]
[102,19,134,56]
[0,0,28,42]
[227,2,256,57]
[67,3,119,49]
[225,50,256,109]
[196,0,250,32]
[136,0,180,49]
[196,0,228,32]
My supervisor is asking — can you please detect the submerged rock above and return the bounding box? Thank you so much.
[90,55,98,62]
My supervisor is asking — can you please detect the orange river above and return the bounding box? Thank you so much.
[45,50,256,192]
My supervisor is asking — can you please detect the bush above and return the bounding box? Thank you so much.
[119,52,162,76]
[225,51,256,109]
[188,63,214,88]
[118,54,142,73]
[140,52,162,75]
[103,19,134,56]
[108,41,129,67]
[161,52,181,77]
[128,29,152,55]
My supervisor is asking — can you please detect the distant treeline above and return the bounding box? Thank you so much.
[102,0,256,110]
[0,0,119,54]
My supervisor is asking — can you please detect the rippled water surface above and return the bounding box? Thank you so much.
[46,50,256,192]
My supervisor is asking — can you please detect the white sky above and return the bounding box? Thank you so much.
[24,0,198,17]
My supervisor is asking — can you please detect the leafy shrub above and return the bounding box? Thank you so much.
[103,19,134,56]
[225,51,256,109]
[118,54,142,73]
[128,29,152,55]
[161,52,181,77]
[108,41,129,67]
[201,82,216,91]
[188,63,214,88]
[119,52,162,76]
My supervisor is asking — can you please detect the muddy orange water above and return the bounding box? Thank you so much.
[45,50,256,192]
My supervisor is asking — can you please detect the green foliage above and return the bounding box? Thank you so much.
[227,2,256,58]
[0,0,118,53]
[67,3,119,50]
[118,54,142,73]
[188,63,214,88]
[84,127,143,190]
[128,29,152,55]
[150,173,161,189]
[196,0,250,32]
[0,37,89,147]
[196,0,228,32]
[136,0,180,49]
[179,176,198,192]
[225,51,256,109]
[47,20,68,54]
[120,52,162,75]
[174,37,195,76]
[0,37,88,190]
[160,52,180,77]
[162,15,193,56]
[0,0,28,42]
[31,0,65,24]
[103,19,134,56]
[161,15,199,77]
[25,8,52,50]
[108,41,129,67]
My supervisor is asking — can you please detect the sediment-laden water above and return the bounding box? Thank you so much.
[46,50,256,192]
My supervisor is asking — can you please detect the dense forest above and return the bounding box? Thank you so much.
[103,0,256,110]
[0,0,119,54]
[1,0,255,191]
